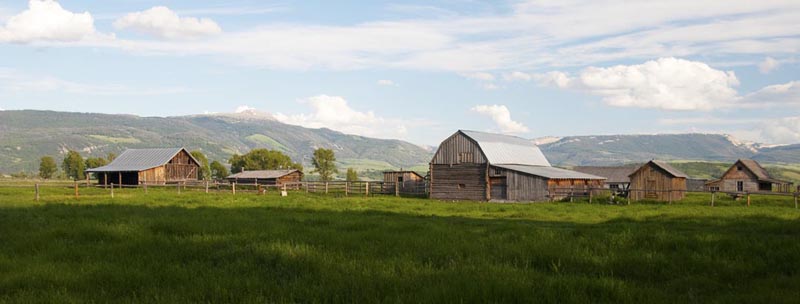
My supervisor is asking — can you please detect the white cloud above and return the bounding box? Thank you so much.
[536,58,741,110]
[235,105,256,113]
[274,95,409,139]
[462,72,495,81]
[758,57,780,73]
[504,71,532,81]
[0,68,188,95]
[0,0,95,43]
[376,79,397,86]
[114,6,221,39]
[742,80,800,107]
[470,104,529,133]
[760,117,800,144]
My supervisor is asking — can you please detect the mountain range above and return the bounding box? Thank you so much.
[1,110,798,178]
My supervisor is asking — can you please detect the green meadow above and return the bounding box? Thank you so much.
[0,184,799,303]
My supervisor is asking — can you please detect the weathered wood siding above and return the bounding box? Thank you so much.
[138,167,166,184]
[430,164,486,201]
[383,172,424,183]
[278,171,303,184]
[165,150,199,182]
[629,164,686,201]
[431,132,486,165]
[501,168,548,201]
[718,161,760,192]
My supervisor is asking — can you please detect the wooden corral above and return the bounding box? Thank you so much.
[628,160,687,202]
[705,159,793,193]
[86,148,200,185]
[226,170,303,186]
[429,130,605,202]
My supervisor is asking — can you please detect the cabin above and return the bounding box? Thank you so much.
[85,148,200,185]
[572,166,637,191]
[226,170,303,186]
[429,130,605,202]
[628,160,688,202]
[705,159,793,193]
[383,170,425,190]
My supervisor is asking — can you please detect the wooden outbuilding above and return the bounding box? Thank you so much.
[572,166,638,191]
[383,170,425,190]
[429,130,605,202]
[226,169,303,186]
[628,160,688,202]
[85,148,200,185]
[705,159,793,193]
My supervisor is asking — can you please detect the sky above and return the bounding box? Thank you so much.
[0,0,799,146]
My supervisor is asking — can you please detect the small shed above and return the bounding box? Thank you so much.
[705,159,793,193]
[85,148,200,185]
[383,171,424,183]
[628,160,688,202]
[572,166,638,190]
[226,170,303,186]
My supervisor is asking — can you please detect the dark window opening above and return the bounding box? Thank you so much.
[494,168,501,175]
[737,166,743,171]
[458,183,466,189]
[610,184,619,189]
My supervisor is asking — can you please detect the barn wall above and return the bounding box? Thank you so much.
[165,150,199,182]
[277,172,303,184]
[138,166,166,184]
[503,170,549,201]
[629,164,686,201]
[383,172,424,183]
[718,161,760,192]
[431,132,487,165]
[430,164,486,201]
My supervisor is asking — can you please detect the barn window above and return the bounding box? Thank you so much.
[737,166,743,171]
[494,168,502,175]
[457,152,473,163]
[610,184,619,189]
[458,183,466,189]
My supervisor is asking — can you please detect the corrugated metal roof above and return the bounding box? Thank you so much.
[495,164,606,180]
[460,130,551,166]
[572,166,638,183]
[227,170,300,179]
[86,148,196,172]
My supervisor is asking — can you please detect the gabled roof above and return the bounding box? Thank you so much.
[459,130,551,166]
[572,166,638,183]
[735,159,791,184]
[630,160,688,178]
[383,171,424,179]
[227,170,301,179]
[495,164,605,180]
[86,148,198,172]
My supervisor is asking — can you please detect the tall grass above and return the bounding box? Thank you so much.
[0,185,798,303]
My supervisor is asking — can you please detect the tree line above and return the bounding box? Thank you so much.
[36,147,360,182]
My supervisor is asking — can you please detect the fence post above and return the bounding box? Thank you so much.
[747,192,751,207]
[110,183,114,199]
[74,182,79,200]
[366,182,370,197]
[205,181,209,194]
[711,191,715,207]
[627,190,631,205]
[258,184,263,195]
[232,182,236,195]
[143,181,148,194]
[569,186,573,203]
[668,189,672,205]
[325,182,329,194]
[35,183,40,201]
[795,193,798,209]
[345,182,349,196]
[395,182,399,197]
[177,182,181,194]
[589,189,592,204]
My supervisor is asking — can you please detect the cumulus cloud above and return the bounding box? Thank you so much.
[533,58,741,110]
[462,72,495,81]
[376,79,397,86]
[273,95,408,139]
[470,104,529,133]
[760,117,800,144]
[114,6,222,39]
[758,57,780,74]
[742,80,800,107]
[0,0,95,43]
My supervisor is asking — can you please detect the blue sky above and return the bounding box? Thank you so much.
[0,0,799,146]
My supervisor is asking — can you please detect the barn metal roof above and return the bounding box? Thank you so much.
[227,170,301,179]
[86,148,197,172]
[495,164,606,180]
[460,130,551,166]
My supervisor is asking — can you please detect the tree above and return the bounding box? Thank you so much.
[312,148,337,182]
[346,168,358,182]
[210,161,229,180]
[228,149,303,173]
[190,150,211,180]
[39,156,57,179]
[62,150,85,180]
[107,152,117,162]
[85,157,108,169]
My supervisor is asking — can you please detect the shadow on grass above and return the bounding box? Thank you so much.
[0,203,799,303]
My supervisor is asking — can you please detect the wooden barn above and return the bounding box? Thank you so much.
[429,130,605,202]
[226,170,303,186]
[383,170,425,189]
[85,148,200,185]
[572,166,637,191]
[628,160,688,202]
[705,159,793,193]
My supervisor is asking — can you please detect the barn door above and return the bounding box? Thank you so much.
[737,181,744,192]
[490,177,507,200]
[646,179,657,198]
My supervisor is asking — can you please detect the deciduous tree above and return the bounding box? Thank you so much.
[312,148,337,182]
[61,150,85,180]
[39,156,57,179]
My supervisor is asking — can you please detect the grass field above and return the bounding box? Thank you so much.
[1,184,799,303]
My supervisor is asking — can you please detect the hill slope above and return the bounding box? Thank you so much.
[0,110,432,174]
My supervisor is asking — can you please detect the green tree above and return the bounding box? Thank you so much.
[61,150,85,180]
[210,161,229,180]
[228,149,303,173]
[190,150,211,180]
[85,157,108,169]
[39,156,57,179]
[346,168,358,182]
[107,152,117,162]
[312,148,337,182]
